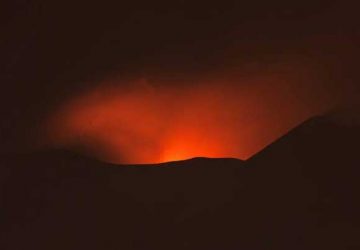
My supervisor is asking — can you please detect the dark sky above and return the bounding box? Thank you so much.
[1,0,359,154]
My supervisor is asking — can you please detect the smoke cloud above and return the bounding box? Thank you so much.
[45,60,334,164]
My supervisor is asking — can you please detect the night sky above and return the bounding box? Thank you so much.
[1,0,359,162]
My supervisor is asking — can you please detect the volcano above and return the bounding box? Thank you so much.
[1,115,359,249]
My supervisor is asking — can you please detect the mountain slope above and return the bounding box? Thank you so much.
[246,116,360,249]
[0,115,359,249]
[0,152,245,249]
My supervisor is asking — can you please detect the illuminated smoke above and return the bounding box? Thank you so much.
[45,64,333,164]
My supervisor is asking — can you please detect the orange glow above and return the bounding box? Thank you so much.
[45,67,332,164]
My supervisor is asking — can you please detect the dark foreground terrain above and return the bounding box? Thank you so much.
[1,115,359,249]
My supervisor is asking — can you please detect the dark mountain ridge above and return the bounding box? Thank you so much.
[0,115,359,249]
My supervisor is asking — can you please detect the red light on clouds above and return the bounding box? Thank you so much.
[45,67,332,164]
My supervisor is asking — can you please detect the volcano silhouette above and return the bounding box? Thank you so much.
[1,115,359,249]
